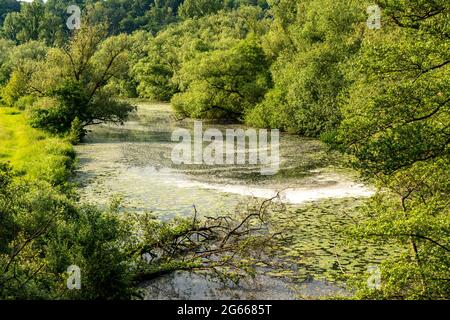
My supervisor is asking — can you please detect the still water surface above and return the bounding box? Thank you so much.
[74,102,382,299]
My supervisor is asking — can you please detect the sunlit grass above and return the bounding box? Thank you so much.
[0,106,75,185]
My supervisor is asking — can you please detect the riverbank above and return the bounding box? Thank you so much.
[0,106,74,185]
[0,103,396,300]
[0,105,139,299]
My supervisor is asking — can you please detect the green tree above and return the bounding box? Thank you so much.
[330,0,450,299]
[178,0,269,20]
[0,38,14,85]
[178,0,225,19]
[27,21,135,138]
[247,0,365,136]
[1,0,63,45]
[133,5,269,101]
[0,0,20,27]
[0,40,48,106]
[172,37,271,120]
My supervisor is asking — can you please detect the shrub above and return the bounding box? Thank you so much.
[0,71,28,106]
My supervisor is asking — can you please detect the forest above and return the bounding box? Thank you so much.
[0,0,448,300]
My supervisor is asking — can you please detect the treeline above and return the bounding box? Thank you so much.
[0,0,268,44]
[0,0,448,299]
[0,0,381,136]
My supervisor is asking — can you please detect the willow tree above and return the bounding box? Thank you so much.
[132,5,269,102]
[172,37,271,120]
[246,0,366,136]
[28,19,135,139]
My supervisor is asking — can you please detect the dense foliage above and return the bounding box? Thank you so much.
[0,0,448,300]
[0,162,137,299]
[330,0,450,299]
[172,37,271,120]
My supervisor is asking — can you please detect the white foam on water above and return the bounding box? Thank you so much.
[125,166,376,204]
[178,180,374,204]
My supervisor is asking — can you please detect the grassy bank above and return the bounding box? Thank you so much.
[0,105,140,300]
[0,106,75,185]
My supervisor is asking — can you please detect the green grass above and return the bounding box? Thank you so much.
[0,106,75,185]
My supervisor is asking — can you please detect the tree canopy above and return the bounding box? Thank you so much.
[0,0,448,300]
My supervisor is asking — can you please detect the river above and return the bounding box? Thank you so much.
[74,101,389,299]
